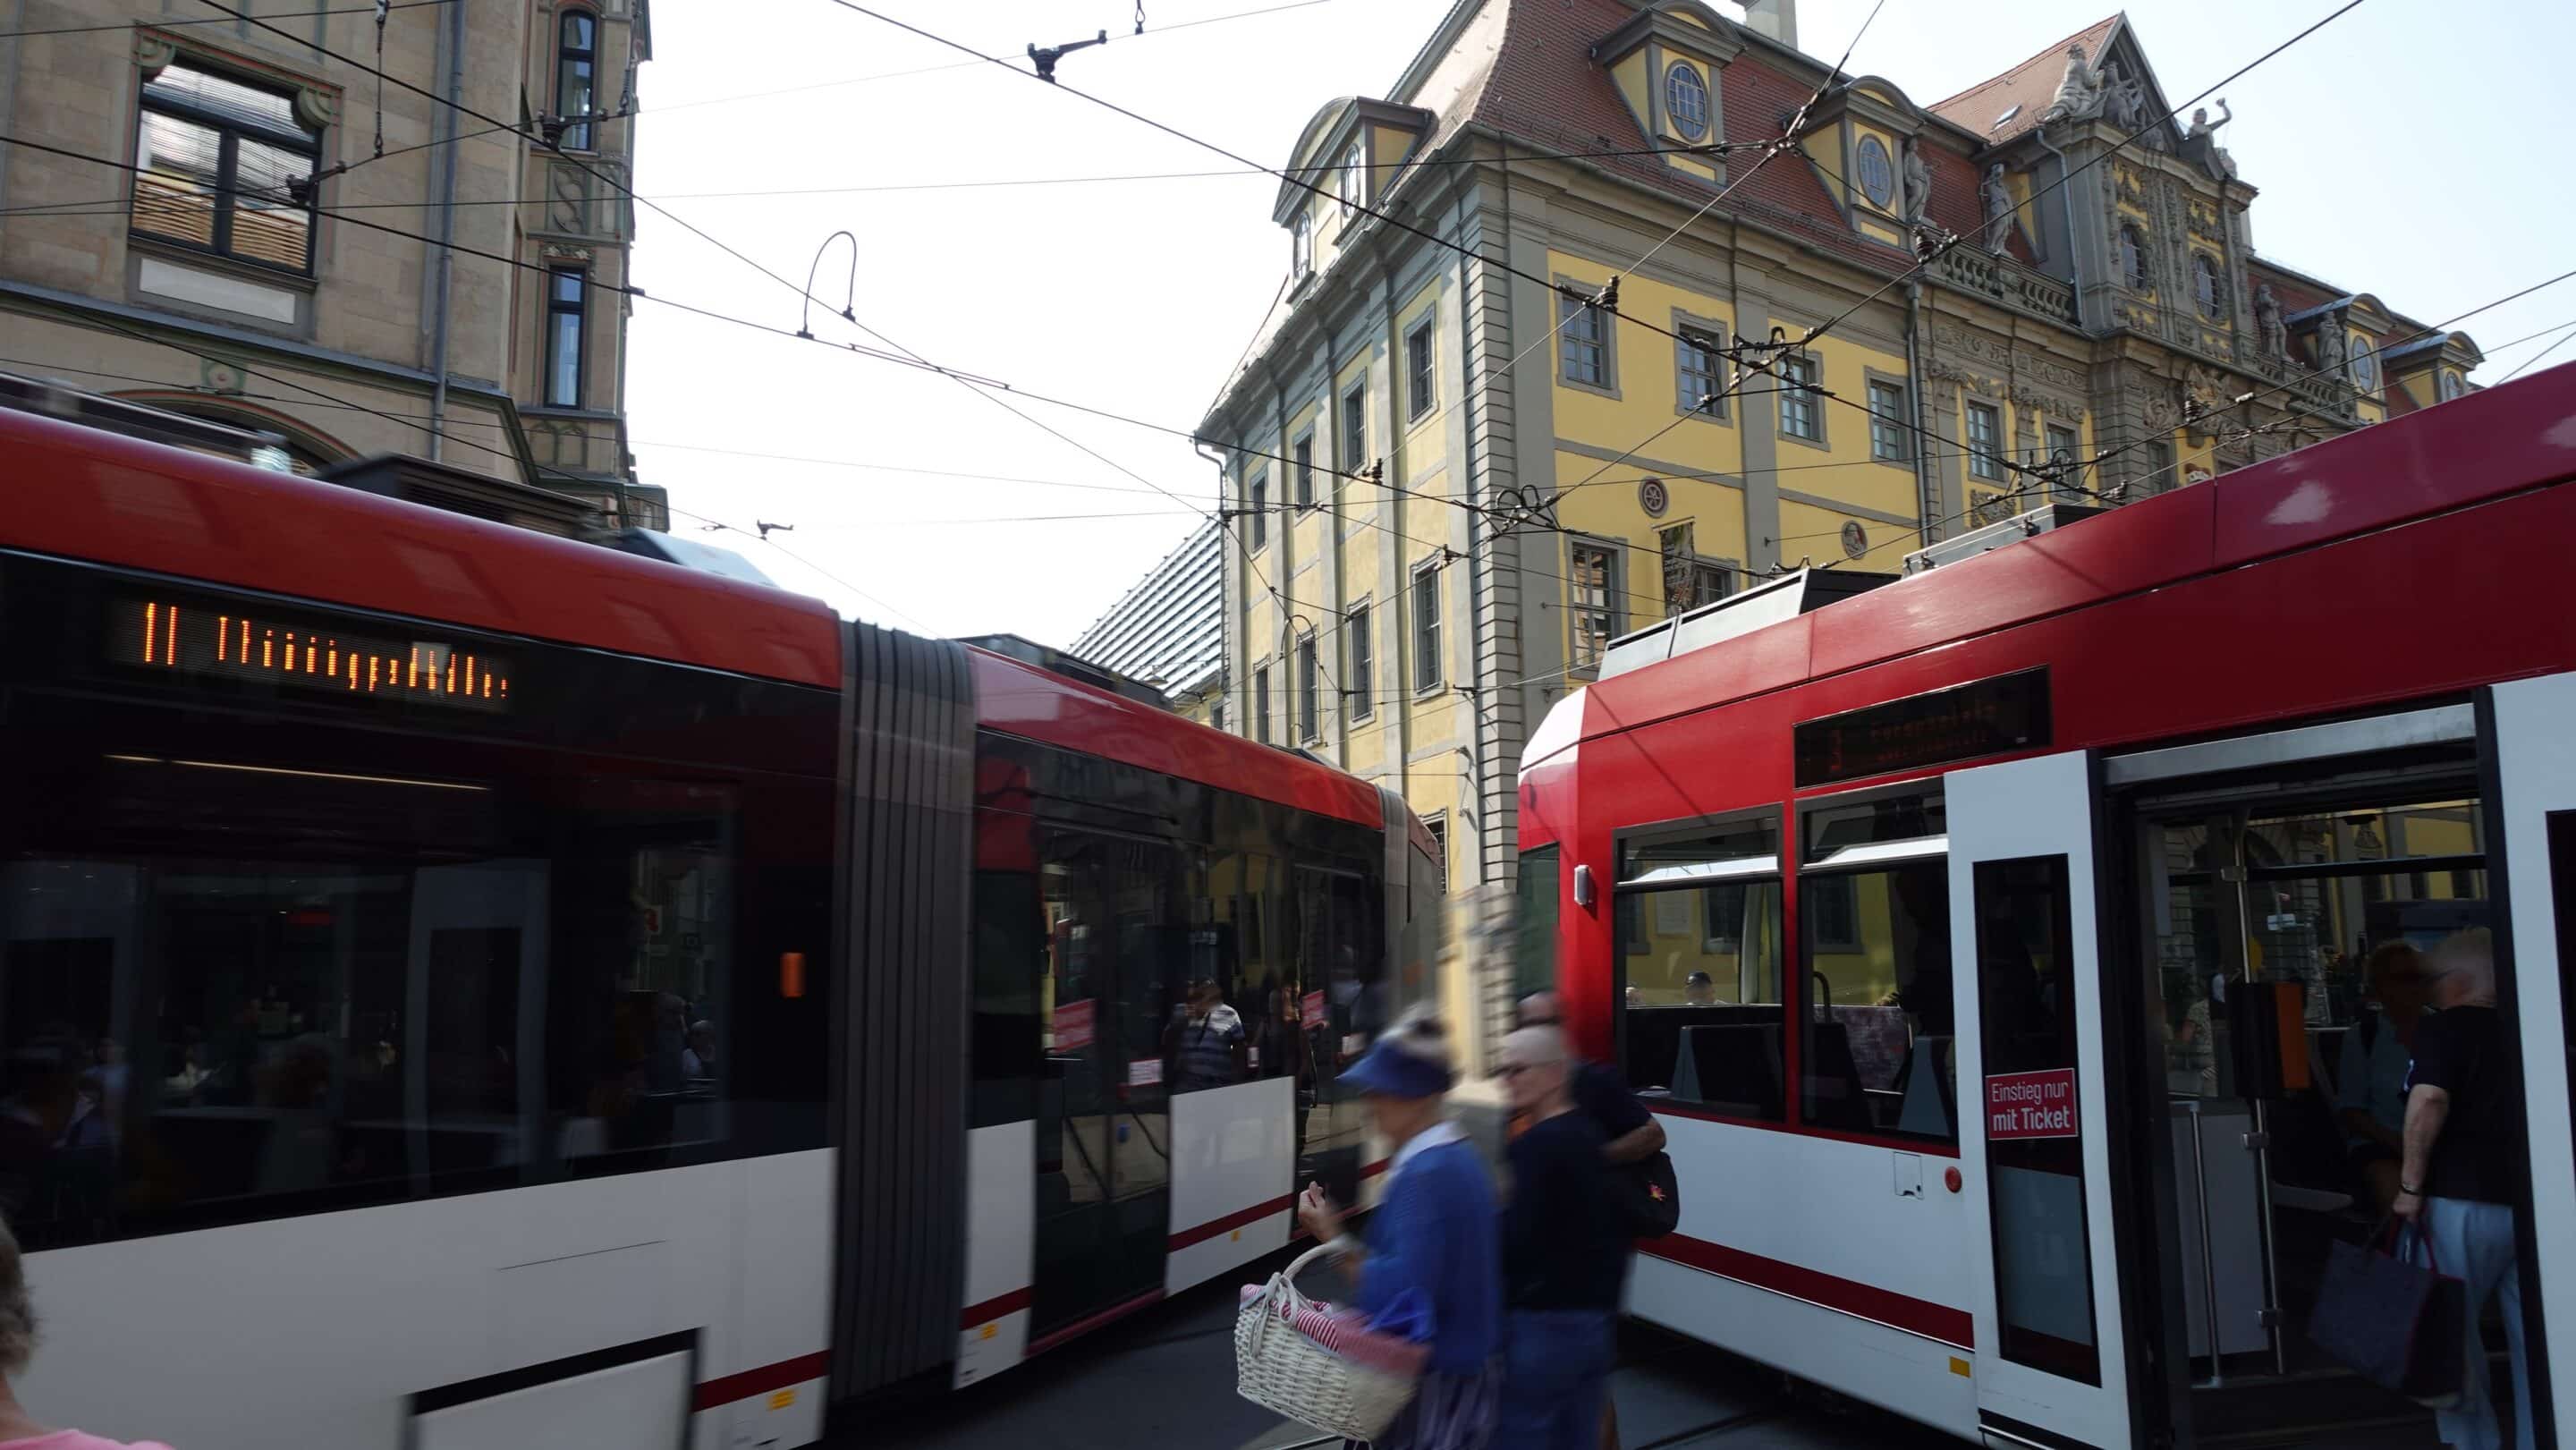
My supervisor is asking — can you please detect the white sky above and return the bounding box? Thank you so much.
[625,0,2575,640]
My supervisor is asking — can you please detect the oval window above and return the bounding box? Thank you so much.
[1857,135,1894,208]
[2350,335,2378,389]
[2439,369,2466,402]
[1665,62,1709,141]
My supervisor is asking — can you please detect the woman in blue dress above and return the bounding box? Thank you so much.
[1297,1009,1501,1450]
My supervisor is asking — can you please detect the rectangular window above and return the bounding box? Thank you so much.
[2046,423,2081,502]
[1515,845,1560,1003]
[1249,472,1268,549]
[1406,321,1436,421]
[545,267,588,409]
[132,58,323,274]
[1677,331,1726,417]
[1778,352,1822,442]
[1976,853,2102,1386]
[0,563,836,1251]
[1560,294,1608,388]
[1868,379,1910,462]
[1252,666,1271,744]
[1422,814,1448,896]
[1616,814,1785,1121]
[1346,605,1374,723]
[2145,439,2176,495]
[1411,563,1442,692]
[1569,540,1620,671]
[1293,437,1315,509]
[1209,698,1225,733]
[1967,403,2004,480]
[1799,788,1954,1145]
[1295,634,1319,742]
[1342,382,1368,473]
[556,11,597,150]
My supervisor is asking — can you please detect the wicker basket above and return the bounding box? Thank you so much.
[1234,1244,1419,1442]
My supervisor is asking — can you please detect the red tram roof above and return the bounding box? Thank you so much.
[0,406,844,689]
[1,408,1386,831]
[1542,360,2576,763]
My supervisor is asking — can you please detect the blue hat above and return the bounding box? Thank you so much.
[1337,1031,1453,1099]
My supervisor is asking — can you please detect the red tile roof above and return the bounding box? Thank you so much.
[1928,15,2122,146]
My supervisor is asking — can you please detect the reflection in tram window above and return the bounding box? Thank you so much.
[1615,814,1785,1120]
[1800,860,1955,1143]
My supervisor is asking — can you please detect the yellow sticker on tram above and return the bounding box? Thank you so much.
[1949,1356,1971,1378]
[979,1322,998,1341]
[768,1389,797,1411]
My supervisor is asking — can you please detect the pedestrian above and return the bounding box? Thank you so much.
[1167,978,1247,1093]
[0,1215,174,1449]
[1297,1008,1500,1450]
[1515,992,1663,1450]
[2337,942,2428,1212]
[1495,1025,1626,1450]
[2394,929,2530,1450]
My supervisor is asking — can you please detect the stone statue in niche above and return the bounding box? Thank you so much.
[2039,42,2106,123]
[1901,140,1932,225]
[2252,283,2287,359]
[2314,317,2349,378]
[2102,61,2148,131]
[1981,165,2014,252]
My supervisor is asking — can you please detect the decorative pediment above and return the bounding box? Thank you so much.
[1592,1,1746,72]
[1273,97,1432,225]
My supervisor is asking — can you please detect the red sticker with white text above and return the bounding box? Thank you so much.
[1985,1068,2078,1140]
[1052,998,1095,1051]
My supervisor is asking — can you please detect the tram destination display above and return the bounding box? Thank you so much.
[112,595,510,711]
[1792,666,2049,787]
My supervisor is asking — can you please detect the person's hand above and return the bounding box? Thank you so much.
[2393,1186,2423,1222]
[1299,1182,1344,1243]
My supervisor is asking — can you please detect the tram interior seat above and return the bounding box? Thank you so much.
[1892,1036,1956,1139]
[1800,1022,1868,1132]
[1667,1022,1784,1121]
[1625,1005,1776,1099]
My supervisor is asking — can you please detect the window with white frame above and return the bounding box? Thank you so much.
[1777,353,1821,442]
[1296,633,1319,742]
[1253,666,1272,743]
[1868,379,1909,462]
[1338,141,1366,214]
[1347,604,1374,722]
[1569,540,1620,670]
[1966,402,2004,480]
[1406,320,1436,421]
[2046,422,2080,501]
[1293,435,1315,509]
[1677,330,1726,417]
[1249,471,1268,549]
[1291,212,1311,279]
[1411,561,1443,692]
[1342,379,1368,473]
[1560,293,1609,388]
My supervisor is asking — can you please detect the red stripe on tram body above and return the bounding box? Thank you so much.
[693,1351,831,1411]
[1641,1232,1975,1349]
[958,1286,1033,1328]
[1169,1192,1296,1251]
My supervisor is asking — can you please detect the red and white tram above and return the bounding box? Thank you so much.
[1518,363,2576,1448]
[0,396,1438,1448]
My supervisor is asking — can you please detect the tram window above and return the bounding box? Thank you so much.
[1514,846,1560,1003]
[1616,880,1785,1120]
[1973,853,2103,1386]
[1800,859,1956,1144]
[1803,788,1945,861]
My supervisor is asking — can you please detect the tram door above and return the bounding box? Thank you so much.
[2489,672,2576,1435]
[1948,752,2140,1449]
[1030,830,1180,1337]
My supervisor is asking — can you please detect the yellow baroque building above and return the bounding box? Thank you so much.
[1166,0,2482,910]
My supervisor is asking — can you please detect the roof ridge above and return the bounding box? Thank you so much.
[1928,13,2121,114]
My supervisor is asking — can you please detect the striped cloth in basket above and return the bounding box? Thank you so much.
[1237,1283,1430,1378]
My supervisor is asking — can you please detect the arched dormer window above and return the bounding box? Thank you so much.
[557,10,597,150]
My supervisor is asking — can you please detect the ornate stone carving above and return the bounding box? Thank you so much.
[2039,42,2106,124]
[2186,199,2222,241]
[199,358,247,395]
[294,86,338,131]
[132,31,178,73]
[1981,164,2014,253]
[2113,165,2146,210]
[540,241,595,264]
[2252,283,2287,359]
[549,163,589,234]
[2103,61,2148,131]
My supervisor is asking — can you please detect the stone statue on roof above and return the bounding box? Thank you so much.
[2252,284,2287,360]
[2102,61,2148,131]
[1901,140,1931,225]
[2314,314,2349,378]
[2039,42,2106,124]
[2187,99,2238,179]
[1981,164,2014,253]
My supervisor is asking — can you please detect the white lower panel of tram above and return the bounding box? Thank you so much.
[17,1149,835,1450]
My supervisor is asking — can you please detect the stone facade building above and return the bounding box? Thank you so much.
[0,0,662,523]
[1181,0,2480,903]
